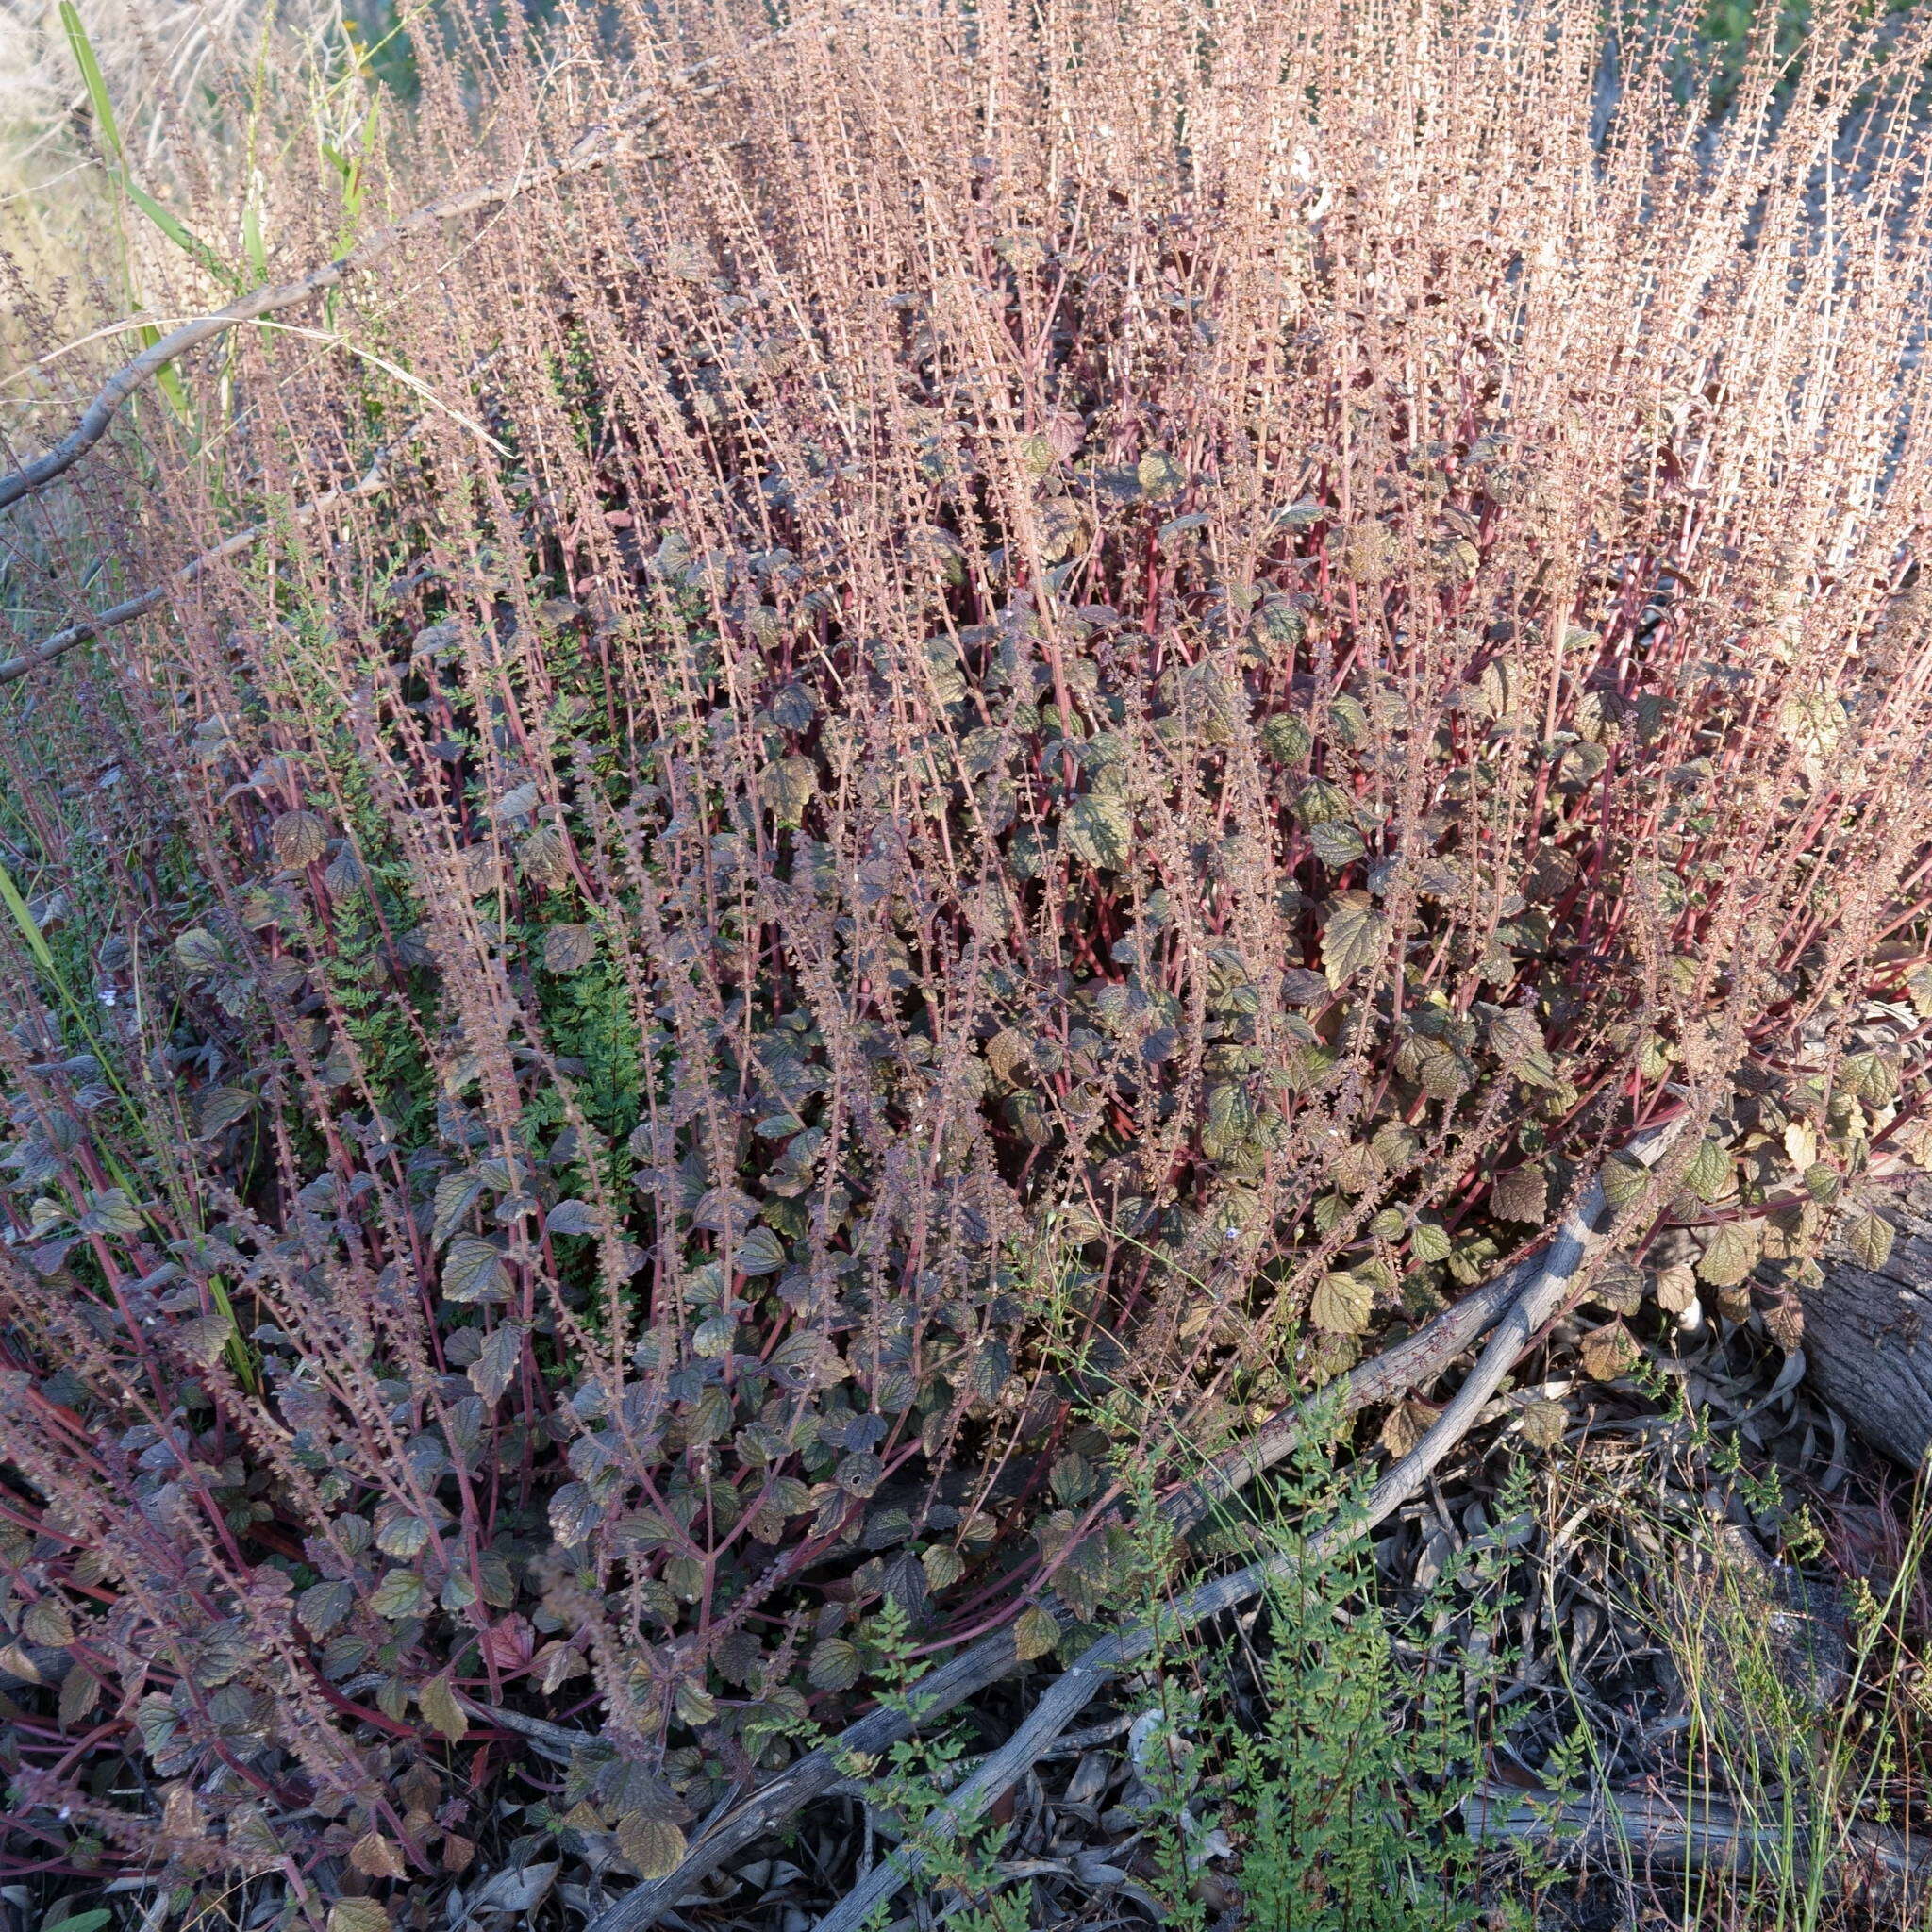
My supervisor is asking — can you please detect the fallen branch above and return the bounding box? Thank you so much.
[1463,1781,1932,1895]
[0,430,408,684]
[808,1140,1670,1932]
[0,42,775,517]
[581,1121,1686,1932]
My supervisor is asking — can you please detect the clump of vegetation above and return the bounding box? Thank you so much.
[2,0,1932,1921]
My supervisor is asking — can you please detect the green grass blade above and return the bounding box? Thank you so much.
[125,180,242,292]
[58,4,123,168]
[0,861,58,975]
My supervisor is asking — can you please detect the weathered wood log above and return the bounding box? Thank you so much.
[1463,1781,1931,1897]
[1805,1174,1932,1469]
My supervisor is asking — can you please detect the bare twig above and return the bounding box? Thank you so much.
[578,1124,1685,1932]
[807,1123,1688,1932]
[1463,1781,1932,1894]
[0,430,409,684]
[0,43,776,516]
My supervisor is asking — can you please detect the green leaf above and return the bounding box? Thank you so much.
[735,1224,788,1274]
[433,1170,485,1244]
[368,1569,428,1620]
[1065,791,1131,871]
[374,1509,432,1558]
[196,1085,255,1138]
[79,1188,145,1236]
[1327,694,1370,745]
[1685,1138,1734,1203]
[466,1322,525,1405]
[550,1480,602,1548]
[544,1198,603,1236]
[1697,1219,1761,1289]
[443,1236,510,1304]
[297,1578,354,1637]
[124,178,239,291]
[543,923,598,972]
[835,1451,884,1497]
[1409,1218,1452,1265]
[808,1638,861,1690]
[1262,714,1312,763]
[1306,818,1365,868]
[1320,891,1387,989]
[44,1914,112,1932]
[1252,596,1303,645]
[1293,777,1354,825]
[0,861,57,974]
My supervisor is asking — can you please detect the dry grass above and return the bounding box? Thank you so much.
[1,0,1931,1921]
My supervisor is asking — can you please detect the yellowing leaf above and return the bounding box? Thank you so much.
[1517,1397,1570,1449]
[1577,1320,1640,1381]
[673,1676,716,1726]
[1645,1267,1692,1313]
[1307,818,1366,868]
[368,1569,428,1619]
[1378,1397,1436,1458]
[270,809,330,869]
[1136,449,1185,496]
[58,1661,103,1729]
[1066,791,1131,871]
[1293,777,1354,825]
[1013,1604,1060,1662]
[616,1813,688,1879]
[760,756,818,830]
[1600,1154,1650,1209]
[1490,1163,1548,1225]
[420,1668,468,1741]
[350,1831,407,1879]
[22,1597,73,1647]
[1844,1210,1895,1272]
[1310,1269,1374,1335]
[922,1544,966,1591]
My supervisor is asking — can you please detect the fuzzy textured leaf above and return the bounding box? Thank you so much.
[1320,891,1387,989]
[1844,1210,1895,1272]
